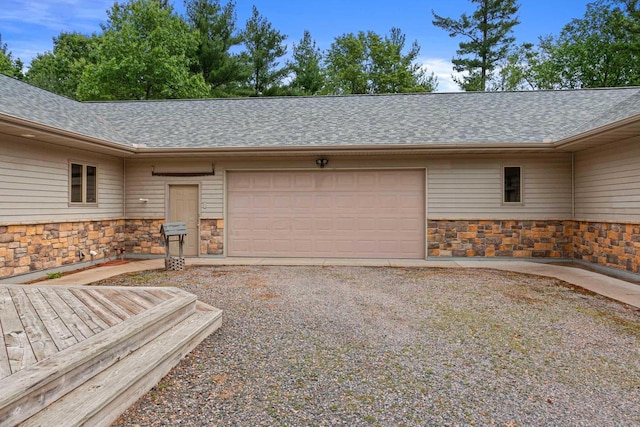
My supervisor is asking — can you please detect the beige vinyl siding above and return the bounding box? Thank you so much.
[125,159,223,219]
[427,154,572,219]
[574,136,640,222]
[0,135,123,224]
[126,153,572,222]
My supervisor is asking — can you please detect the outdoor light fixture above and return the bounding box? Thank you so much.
[316,158,329,168]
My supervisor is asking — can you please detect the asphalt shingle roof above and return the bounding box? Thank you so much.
[0,74,130,145]
[2,73,640,149]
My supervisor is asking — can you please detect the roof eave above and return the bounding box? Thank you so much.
[0,113,137,156]
[131,142,557,157]
[553,113,640,151]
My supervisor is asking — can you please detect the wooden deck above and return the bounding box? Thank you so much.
[0,285,222,426]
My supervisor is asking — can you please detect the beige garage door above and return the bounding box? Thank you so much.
[227,170,425,258]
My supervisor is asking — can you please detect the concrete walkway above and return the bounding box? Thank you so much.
[42,257,640,309]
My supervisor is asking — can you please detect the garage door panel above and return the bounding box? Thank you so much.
[357,195,378,208]
[228,170,425,259]
[292,218,313,231]
[358,218,377,231]
[336,218,355,231]
[336,174,356,187]
[228,174,251,190]
[315,218,334,231]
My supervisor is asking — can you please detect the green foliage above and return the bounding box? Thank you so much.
[26,32,97,98]
[546,1,640,88]
[241,6,288,96]
[620,0,640,55]
[432,0,520,91]
[368,27,436,93]
[497,1,640,90]
[325,31,369,94]
[186,0,247,96]
[489,42,560,91]
[77,0,208,100]
[289,30,325,95]
[46,272,63,280]
[0,34,24,79]
[325,28,436,94]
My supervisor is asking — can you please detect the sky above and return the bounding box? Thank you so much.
[1,0,594,92]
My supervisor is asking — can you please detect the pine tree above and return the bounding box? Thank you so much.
[186,0,246,96]
[241,6,288,95]
[432,0,520,91]
[289,30,325,95]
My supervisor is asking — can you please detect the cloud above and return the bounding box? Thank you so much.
[419,57,467,93]
[1,1,111,32]
[1,1,113,66]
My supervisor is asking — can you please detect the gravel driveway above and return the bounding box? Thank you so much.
[106,266,640,426]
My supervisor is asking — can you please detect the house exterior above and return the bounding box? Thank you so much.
[1,73,640,280]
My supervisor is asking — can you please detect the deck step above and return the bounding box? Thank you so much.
[0,288,199,426]
[21,304,222,427]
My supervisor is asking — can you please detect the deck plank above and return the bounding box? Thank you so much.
[69,289,123,327]
[39,288,95,341]
[8,288,58,362]
[100,290,147,316]
[119,289,162,310]
[0,288,37,374]
[0,295,13,380]
[23,288,78,353]
[146,288,179,300]
[55,289,109,334]
[0,289,198,426]
[83,289,133,321]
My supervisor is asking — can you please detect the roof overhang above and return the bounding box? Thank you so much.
[2,111,639,159]
[0,113,136,157]
[130,142,559,158]
[554,113,640,152]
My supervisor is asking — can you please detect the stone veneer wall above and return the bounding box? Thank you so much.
[0,218,225,279]
[427,220,575,259]
[200,219,224,255]
[124,219,165,255]
[124,218,224,256]
[2,217,639,279]
[0,220,125,278]
[573,221,640,274]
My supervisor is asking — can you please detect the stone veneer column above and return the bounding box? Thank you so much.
[200,219,224,255]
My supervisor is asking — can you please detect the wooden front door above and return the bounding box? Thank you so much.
[168,185,199,256]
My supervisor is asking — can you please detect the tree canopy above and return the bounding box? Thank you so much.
[8,0,639,98]
[0,34,23,79]
[544,0,640,88]
[325,28,436,94]
[289,31,325,95]
[186,0,246,96]
[26,32,97,98]
[433,0,520,91]
[494,0,640,90]
[77,0,208,100]
[241,5,288,96]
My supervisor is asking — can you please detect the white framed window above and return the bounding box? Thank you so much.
[502,165,522,204]
[69,162,98,205]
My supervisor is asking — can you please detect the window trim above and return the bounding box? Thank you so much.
[69,161,99,206]
[502,164,523,205]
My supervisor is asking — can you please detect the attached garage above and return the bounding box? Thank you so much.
[227,170,425,259]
